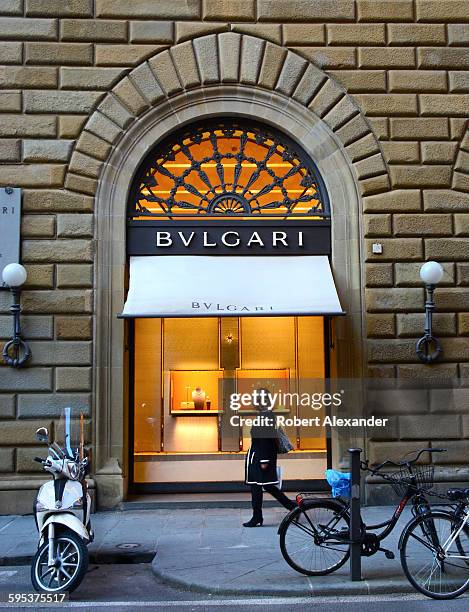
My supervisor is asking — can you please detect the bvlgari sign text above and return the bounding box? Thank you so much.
[127,220,331,256]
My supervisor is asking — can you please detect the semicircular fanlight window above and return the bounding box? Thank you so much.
[129,120,329,219]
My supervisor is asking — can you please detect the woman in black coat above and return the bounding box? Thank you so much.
[243,392,295,527]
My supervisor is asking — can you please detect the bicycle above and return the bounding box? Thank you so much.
[277,447,446,577]
[400,486,469,599]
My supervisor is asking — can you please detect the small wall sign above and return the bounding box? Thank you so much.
[0,187,21,288]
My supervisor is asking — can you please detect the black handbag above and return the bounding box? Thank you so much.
[276,425,294,454]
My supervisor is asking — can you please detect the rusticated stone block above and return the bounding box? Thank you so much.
[22,290,93,314]
[366,238,423,262]
[130,62,164,105]
[0,164,65,188]
[96,0,200,18]
[68,150,103,179]
[193,35,219,84]
[354,152,387,179]
[16,447,47,473]
[0,0,22,15]
[366,313,395,337]
[275,50,307,96]
[381,141,419,164]
[421,142,457,164]
[359,174,391,196]
[453,172,469,193]
[449,72,469,93]
[176,21,228,43]
[397,363,458,379]
[309,80,343,118]
[363,190,421,212]
[96,95,133,130]
[391,118,448,140]
[394,214,452,236]
[345,133,380,162]
[366,287,423,312]
[418,48,469,69]
[61,19,127,42]
[26,0,93,17]
[23,190,93,213]
[425,238,469,261]
[291,63,326,106]
[420,94,469,117]
[96,44,160,67]
[369,442,429,466]
[148,49,182,96]
[293,47,355,69]
[399,415,461,441]
[57,214,93,238]
[323,95,358,131]
[390,165,451,188]
[0,315,53,340]
[130,21,173,44]
[55,316,92,339]
[258,42,286,90]
[0,17,57,40]
[26,341,92,366]
[432,289,469,311]
[21,214,55,238]
[355,93,417,116]
[457,263,469,286]
[23,139,73,163]
[204,0,254,20]
[24,264,54,289]
[113,76,148,115]
[0,41,22,64]
[368,339,419,363]
[357,0,413,22]
[397,313,456,337]
[258,0,355,21]
[395,262,454,287]
[328,24,385,45]
[0,420,53,445]
[365,263,393,287]
[416,0,469,22]
[218,32,241,84]
[25,43,93,66]
[0,66,57,88]
[431,441,469,465]
[0,139,20,162]
[448,24,469,46]
[18,393,91,418]
[56,367,92,392]
[60,67,124,90]
[329,70,386,93]
[0,448,14,472]
[424,190,469,212]
[283,24,325,46]
[59,116,87,139]
[56,264,93,288]
[388,24,446,45]
[359,47,415,69]
[0,368,52,392]
[364,214,392,237]
[22,239,93,263]
[65,173,98,197]
[389,70,447,92]
[170,41,200,89]
[458,314,469,336]
[0,92,21,113]
[335,114,370,146]
[0,396,15,418]
[24,90,102,114]
[85,111,122,144]
[76,131,112,162]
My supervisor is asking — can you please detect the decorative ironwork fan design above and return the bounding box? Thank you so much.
[129,120,329,218]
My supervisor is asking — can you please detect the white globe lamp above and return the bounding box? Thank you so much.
[2,262,27,287]
[419,261,444,286]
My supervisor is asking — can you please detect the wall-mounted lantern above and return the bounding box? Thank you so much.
[416,261,444,364]
[2,262,31,367]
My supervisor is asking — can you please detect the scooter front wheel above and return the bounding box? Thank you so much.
[31,528,88,593]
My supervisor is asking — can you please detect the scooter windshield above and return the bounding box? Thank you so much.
[54,407,83,460]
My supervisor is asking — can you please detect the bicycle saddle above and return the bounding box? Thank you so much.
[447,488,469,501]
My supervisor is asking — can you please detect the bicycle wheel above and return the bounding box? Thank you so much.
[400,511,469,599]
[279,499,350,576]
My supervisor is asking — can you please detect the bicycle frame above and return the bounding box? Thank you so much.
[439,506,469,559]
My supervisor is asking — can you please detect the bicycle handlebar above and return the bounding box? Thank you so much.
[364,448,446,472]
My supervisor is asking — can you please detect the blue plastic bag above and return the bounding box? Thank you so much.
[325,469,351,498]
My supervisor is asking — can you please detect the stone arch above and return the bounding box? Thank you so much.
[82,34,382,507]
[453,120,469,193]
[65,33,390,199]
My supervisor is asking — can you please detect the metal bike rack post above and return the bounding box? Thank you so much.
[349,447,363,581]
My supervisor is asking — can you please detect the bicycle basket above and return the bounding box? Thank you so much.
[386,464,435,497]
[325,469,351,498]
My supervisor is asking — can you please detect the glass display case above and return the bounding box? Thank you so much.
[169,369,223,415]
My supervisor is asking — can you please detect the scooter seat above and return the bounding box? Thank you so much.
[447,488,469,502]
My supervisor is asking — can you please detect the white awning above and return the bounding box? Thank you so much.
[120,255,344,318]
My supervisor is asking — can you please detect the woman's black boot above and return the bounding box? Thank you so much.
[243,514,263,527]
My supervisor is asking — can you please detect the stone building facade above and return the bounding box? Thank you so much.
[0,0,468,512]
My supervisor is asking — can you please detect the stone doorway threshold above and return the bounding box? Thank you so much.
[121,491,328,511]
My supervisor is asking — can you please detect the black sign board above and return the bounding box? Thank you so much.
[127,220,331,256]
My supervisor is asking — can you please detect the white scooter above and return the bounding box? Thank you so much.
[31,407,93,593]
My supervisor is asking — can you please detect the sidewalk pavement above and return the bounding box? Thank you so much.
[0,505,419,596]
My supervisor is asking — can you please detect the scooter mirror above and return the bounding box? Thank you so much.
[35,427,49,443]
